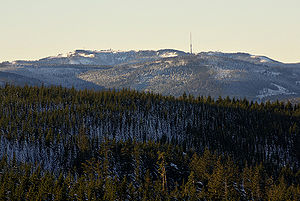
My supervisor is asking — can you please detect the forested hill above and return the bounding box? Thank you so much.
[2,50,300,103]
[0,84,299,200]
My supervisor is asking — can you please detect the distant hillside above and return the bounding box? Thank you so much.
[13,49,188,65]
[0,71,42,86]
[79,52,300,102]
[1,49,300,102]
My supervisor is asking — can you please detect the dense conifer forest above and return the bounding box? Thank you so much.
[0,84,299,200]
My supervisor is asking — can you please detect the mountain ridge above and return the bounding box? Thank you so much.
[1,49,299,102]
[8,49,300,66]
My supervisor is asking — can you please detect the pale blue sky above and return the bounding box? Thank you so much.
[1,0,299,62]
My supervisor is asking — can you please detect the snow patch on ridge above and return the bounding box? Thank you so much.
[160,52,178,58]
[251,55,273,63]
[78,53,95,58]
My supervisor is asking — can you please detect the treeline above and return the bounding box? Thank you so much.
[1,139,299,200]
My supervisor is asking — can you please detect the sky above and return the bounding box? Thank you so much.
[0,0,299,63]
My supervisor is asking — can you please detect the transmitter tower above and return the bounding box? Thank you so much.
[190,32,193,54]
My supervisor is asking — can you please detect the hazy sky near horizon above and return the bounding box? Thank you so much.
[1,0,299,63]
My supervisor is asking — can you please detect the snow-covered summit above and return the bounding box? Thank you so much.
[10,49,288,67]
[13,49,188,66]
[198,52,279,65]
[2,49,299,102]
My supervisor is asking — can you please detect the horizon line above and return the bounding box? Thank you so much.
[1,48,300,64]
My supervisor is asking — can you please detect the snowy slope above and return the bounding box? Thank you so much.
[79,52,300,102]
[2,49,300,102]
[14,49,188,66]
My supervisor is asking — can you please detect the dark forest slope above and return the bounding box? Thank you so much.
[0,84,299,170]
[0,84,299,200]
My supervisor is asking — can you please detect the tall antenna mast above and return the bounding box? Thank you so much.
[190,32,193,54]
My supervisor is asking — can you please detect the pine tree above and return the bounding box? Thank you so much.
[182,171,197,200]
[157,151,167,193]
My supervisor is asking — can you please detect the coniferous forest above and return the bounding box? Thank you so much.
[0,84,299,200]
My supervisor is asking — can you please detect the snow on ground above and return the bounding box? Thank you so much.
[69,58,94,65]
[78,53,95,58]
[253,69,281,77]
[206,52,222,56]
[78,58,192,89]
[251,55,273,63]
[257,56,273,63]
[170,163,178,169]
[214,68,234,79]
[264,71,281,76]
[256,83,296,99]
[211,67,243,80]
[160,52,178,58]
[69,59,80,65]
